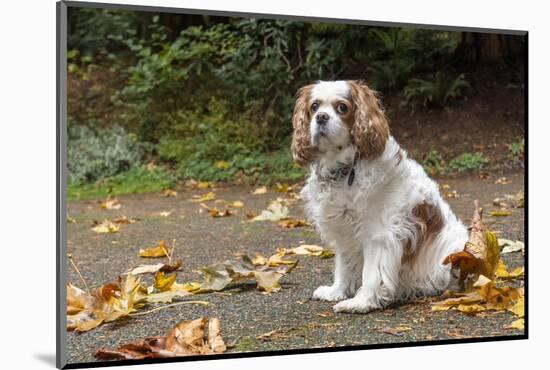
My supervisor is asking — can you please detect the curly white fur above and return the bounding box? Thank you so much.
[295,81,468,313]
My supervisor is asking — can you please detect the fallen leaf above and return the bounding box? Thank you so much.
[495,177,510,185]
[67,216,77,224]
[278,219,310,228]
[139,241,170,258]
[91,220,120,234]
[191,192,216,203]
[444,190,459,198]
[443,200,500,288]
[252,186,267,195]
[93,317,226,359]
[156,211,172,217]
[507,296,525,318]
[251,199,289,222]
[505,318,524,330]
[495,260,524,280]
[230,200,244,208]
[200,204,233,218]
[274,183,294,193]
[113,215,139,224]
[126,260,183,276]
[257,330,289,341]
[499,239,525,254]
[162,189,178,197]
[198,255,297,293]
[100,197,121,210]
[154,272,177,291]
[489,210,512,217]
[376,326,412,336]
[505,190,524,208]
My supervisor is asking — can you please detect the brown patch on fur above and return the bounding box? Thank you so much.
[348,80,390,159]
[291,85,315,166]
[393,148,404,166]
[402,201,445,265]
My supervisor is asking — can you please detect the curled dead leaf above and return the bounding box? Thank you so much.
[93,317,226,359]
[139,241,170,258]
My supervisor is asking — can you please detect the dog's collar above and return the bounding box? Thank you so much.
[315,153,359,186]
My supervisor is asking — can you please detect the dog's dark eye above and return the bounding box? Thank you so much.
[336,103,348,114]
[311,102,319,112]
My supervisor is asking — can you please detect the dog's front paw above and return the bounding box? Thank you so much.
[312,285,349,302]
[333,296,380,313]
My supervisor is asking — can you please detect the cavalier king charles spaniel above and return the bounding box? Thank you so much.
[291,80,468,313]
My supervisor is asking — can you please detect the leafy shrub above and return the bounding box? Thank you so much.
[403,72,470,108]
[422,150,446,175]
[177,147,304,183]
[68,124,148,183]
[448,152,488,172]
[509,139,524,160]
[68,165,175,200]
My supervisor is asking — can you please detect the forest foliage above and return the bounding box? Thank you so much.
[67,7,524,191]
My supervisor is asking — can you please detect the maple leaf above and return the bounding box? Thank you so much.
[162,189,178,197]
[443,200,500,288]
[190,192,216,202]
[252,186,267,195]
[139,241,170,258]
[278,219,310,228]
[93,317,226,360]
[251,199,289,222]
[126,260,183,276]
[91,220,120,234]
[100,197,121,210]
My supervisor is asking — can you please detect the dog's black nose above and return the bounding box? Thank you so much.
[316,112,329,125]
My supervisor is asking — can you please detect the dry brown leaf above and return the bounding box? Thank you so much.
[252,186,267,195]
[376,326,412,336]
[91,220,120,234]
[278,219,310,228]
[257,330,289,341]
[100,197,121,210]
[191,192,216,203]
[126,260,183,276]
[162,189,178,197]
[489,210,512,217]
[443,200,500,288]
[139,241,170,258]
[93,317,226,360]
[200,203,234,218]
[113,215,139,224]
[495,177,511,185]
[251,199,289,222]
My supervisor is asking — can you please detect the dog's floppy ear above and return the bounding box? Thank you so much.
[348,80,390,159]
[291,84,315,166]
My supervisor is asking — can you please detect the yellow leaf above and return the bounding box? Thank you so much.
[191,192,216,202]
[91,220,120,234]
[230,201,244,208]
[495,260,524,280]
[490,210,512,217]
[162,189,178,197]
[456,304,486,314]
[252,186,267,195]
[506,318,524,330]
[154,272,177,291]
[278,219,310,228]
[139,241,170,258]
[508,296,524,318]
[100,197,121,210]
[274,183,294,193]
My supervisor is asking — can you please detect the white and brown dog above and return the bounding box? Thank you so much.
[291,80,468,313]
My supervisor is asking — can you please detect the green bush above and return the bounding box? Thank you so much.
[509,139,524,161]
[422,150,446,175]
[448,152,488,172]
[403,72,470,108]
[68,124,148,183]
[68,165,175,200]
